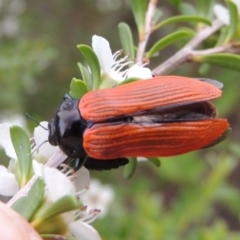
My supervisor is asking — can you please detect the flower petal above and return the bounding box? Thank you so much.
[33,121,58,161]
[69,220,101,240]
[75,167,90,192]
[41,165,76,202]
[80,179,114,217]
[126,65,152,79]
[0,123,17,159]
[92,35,113,73]
[213,4,230,25]
[0,165,19,196]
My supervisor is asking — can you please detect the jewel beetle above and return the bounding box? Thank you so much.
[48,76,230,170]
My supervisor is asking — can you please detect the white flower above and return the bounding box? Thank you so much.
[0,123,19,196]
[33,161,101,240]
[80,179,115,218]
[0,122,101,239]
[0,122,60,196]
[0,165,19,196]
[92,35,152,83]
[213,0,240,25]
[0,122,77,196]
[32,121,59,162]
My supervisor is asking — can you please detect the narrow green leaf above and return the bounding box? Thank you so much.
[77,62,92,90]
[193,53,240,71]
[77,45,101,90]
[146,30,193,59]
[147,157,161,167]
[11,178,45,220]
[153,15,211,31]
[10,126,32,187]
[179,2,196,15]
[197,0,208,17]
[69,78,88,99]
[223,0,239,44]
[118,22,135,60]
[130,0,148,39]
[33,195,80,224]
[123,157,137,179]
[215,27,229,46]
[197,0,217,18]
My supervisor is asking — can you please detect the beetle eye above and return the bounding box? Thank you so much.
[70,148,77,155]
[67,147,78,157]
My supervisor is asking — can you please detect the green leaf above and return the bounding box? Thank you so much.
[77,45,101,90]
[193,53,240,71]
[69,78,88,98]
[215,27,229,46]
[197,0,217,18]
[11,178,45,221]
[10,126,32,187]
[124,157,137,179]
[118,22,135,60]
[130,0,148,40]
[153,15,211,31]
[32,195,81,226]
[77,62,92,90]
[147,157,161,167]
[223,0,239,44]
[179,2,196,15]
[146,30,193,59]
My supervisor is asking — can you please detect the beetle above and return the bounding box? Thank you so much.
[48,76,230,170]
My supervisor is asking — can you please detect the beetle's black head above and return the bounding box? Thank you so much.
[48,97,87,158]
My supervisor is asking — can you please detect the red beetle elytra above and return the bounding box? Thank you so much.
[48,76,229,170]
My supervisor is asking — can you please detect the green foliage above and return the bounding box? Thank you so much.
[0,39,56,112]
[123,157,137,179]
[11,178,45,220]
[118,22,135,61]
[153,15,212,31]
[146,29,193,59]
[94,154,240,240]
[130,0,148,39]
[10,126,33,186]
[224,0,239,44]
[69,78,88,98]
[193,53,240,71]
[77,45,101,90]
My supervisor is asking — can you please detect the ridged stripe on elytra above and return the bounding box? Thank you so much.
[80,76,221,122]
[81,80,219,108]
[83,119,228,159]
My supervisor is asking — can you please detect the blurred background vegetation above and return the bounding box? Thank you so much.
[1,0,240,239]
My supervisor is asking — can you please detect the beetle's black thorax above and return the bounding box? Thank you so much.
[48,97,87,158]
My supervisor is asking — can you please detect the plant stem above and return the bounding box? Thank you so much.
[152,19,224,75]
[136,0,158,63]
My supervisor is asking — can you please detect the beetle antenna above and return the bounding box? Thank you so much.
[26,113,48,130]
[31,140,48,156]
